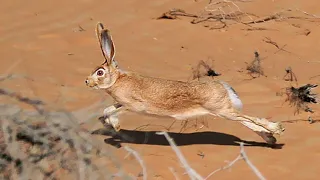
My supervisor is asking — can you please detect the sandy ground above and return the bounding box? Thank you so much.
[1,0,320,179]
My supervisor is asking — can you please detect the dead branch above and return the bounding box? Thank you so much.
[241,27,277,31]
[157,4,320,31]
[157,132,265,180]
[281,118,320,124]
[156,132,204,180]
[157,9,198,20]
[157,1,257,30]
[205,142,266,180]
[124,146,147,180]
[244,8,320,24]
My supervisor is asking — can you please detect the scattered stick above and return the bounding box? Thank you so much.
[263,37,280,49]
[244,8,320,24]
[157,5,320,31]
[263,37,294,56]
[309,74,320,80]
[157,1,257,30]
[157,9,198,20]
[295,8,320,19]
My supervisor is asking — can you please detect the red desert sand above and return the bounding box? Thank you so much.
[1,0,319,179]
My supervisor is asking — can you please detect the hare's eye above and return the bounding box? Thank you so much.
[96,70,104,76]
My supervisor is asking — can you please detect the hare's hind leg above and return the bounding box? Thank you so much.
[240,121,278,144]
[99,103,123,131]
[217,111,285,144]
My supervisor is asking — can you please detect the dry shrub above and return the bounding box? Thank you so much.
[0,98,131,180]
[284,84,318,115]
[245,51,266,78]
[190,58,221,81]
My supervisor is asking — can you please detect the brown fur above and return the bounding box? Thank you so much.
[106,71,231,116]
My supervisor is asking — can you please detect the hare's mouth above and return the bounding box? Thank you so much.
[88,84,99,89]
[85,79,99,89]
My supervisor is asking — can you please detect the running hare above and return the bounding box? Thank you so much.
[85,22,285,144]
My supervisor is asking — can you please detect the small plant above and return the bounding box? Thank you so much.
[284,84,318,123]
[191,58,221,80]
[245,51,266,78]
[283,66,298,82]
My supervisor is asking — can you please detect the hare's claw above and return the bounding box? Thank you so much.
[113,124,121,132]
[255,131,277,145]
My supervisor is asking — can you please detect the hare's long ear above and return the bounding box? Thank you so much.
[95,22,115,65]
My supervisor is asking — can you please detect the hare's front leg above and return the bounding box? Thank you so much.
[99,103,123,131]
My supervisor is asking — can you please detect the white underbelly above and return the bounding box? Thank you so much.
[171,108,210,120]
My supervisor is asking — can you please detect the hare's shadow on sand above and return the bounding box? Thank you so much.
[91,127,284,149]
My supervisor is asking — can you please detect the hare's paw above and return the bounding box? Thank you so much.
[268,121,285,135]
[109,115,121,132]
[113,123,121,132]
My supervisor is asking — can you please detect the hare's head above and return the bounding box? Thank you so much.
[85,22,120,89]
